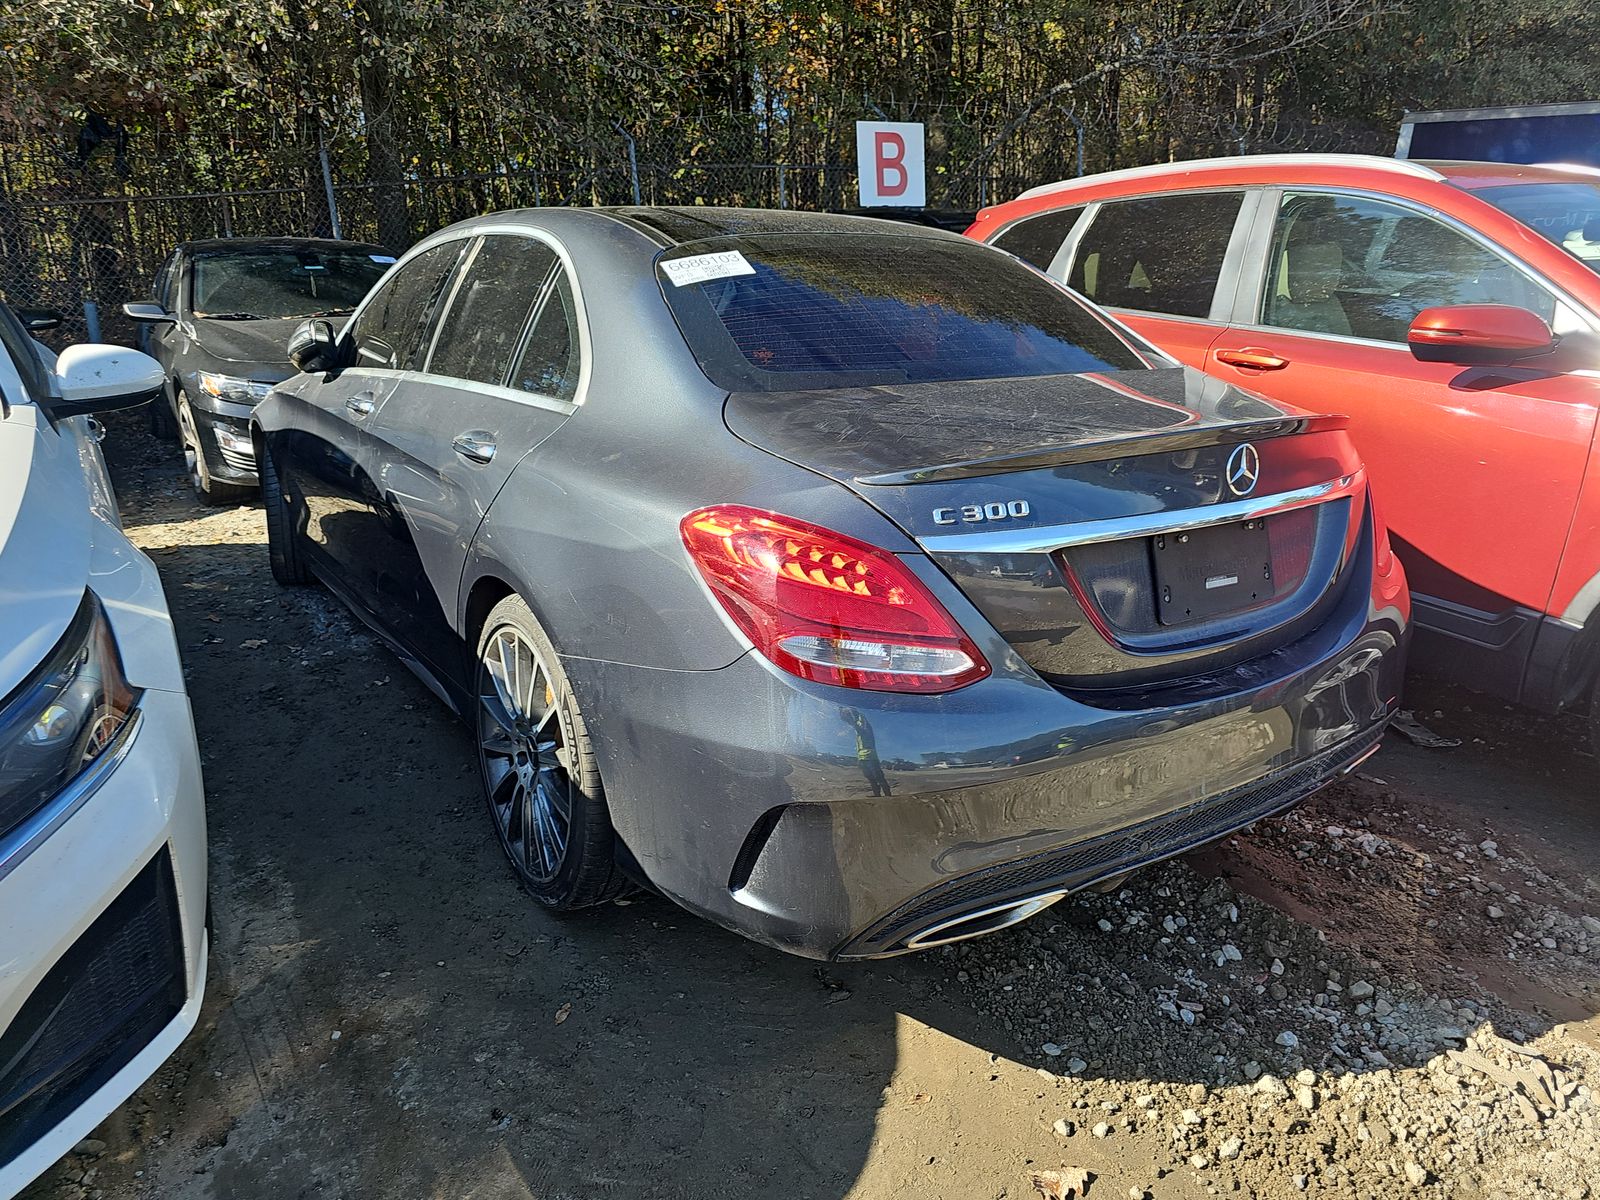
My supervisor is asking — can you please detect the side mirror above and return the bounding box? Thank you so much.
[122,301,175,324]
[45,344,164,420]
[288,318,341,373]
[1408,304,1555,366]
[14,307,63,333]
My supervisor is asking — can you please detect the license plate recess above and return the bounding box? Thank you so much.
[1153,519,1272,625]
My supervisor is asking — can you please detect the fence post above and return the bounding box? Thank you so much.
[1065,112,1086,177]
[318,128,344,239]
[614,124,641,205]
[777,165,787,209]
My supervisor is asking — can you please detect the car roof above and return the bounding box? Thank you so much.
[421,205,964,249]
[178,236,387,256]
[1005,154,1600,206]
[1423,160,1600,189]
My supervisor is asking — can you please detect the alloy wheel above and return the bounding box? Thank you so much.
[177,401,205,494]
[477,625,574,884]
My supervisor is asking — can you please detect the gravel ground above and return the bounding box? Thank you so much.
[20,413,1600,1199]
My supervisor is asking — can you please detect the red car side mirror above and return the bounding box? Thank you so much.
[1407,304,1555,366]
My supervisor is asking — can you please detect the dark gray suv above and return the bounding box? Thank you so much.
[125,237,391,502]
[253,208,1409,959]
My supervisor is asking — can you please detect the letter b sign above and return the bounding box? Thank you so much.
[856,121,926,208]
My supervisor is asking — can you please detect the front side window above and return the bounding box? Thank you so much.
[1260,192,1555,343]
[1471,181,1600,275]
[0,304,47,404]
[990,207,1083,272]
[510,271,580,400]
[1068,192,1243,318]
[427,236,558,386]
[189,246,390,320]
[350,241,467,371]
[154,255,178,310]
[658,232,1146,393]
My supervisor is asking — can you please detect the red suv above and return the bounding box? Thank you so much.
[969,155,1600,725]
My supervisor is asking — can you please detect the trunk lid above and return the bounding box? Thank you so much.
[725,366,1368,694]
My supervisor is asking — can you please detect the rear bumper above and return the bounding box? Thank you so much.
[569,598,1406,960]
[0,686,207,1194]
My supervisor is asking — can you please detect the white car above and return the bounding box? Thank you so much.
[0,306,207,1196]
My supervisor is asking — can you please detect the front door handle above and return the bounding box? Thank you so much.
[346,392,377,418]
[452,432,497,465]
[1214,347,1290,371]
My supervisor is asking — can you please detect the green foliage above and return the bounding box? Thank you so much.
[0,0,1593,208]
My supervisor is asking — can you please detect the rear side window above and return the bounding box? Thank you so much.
[428,236,558,386]
[990,207,1083,271]
[658,233,1145,392]
[351,241,467,371]
[1068,192,1243,318]
[510,271,579,400]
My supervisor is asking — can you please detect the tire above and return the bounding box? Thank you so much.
[1589,682,1600,765]
[149,385,178,440]
[474,595,628,910]
[260,441,313,586]
[177,394,253,506]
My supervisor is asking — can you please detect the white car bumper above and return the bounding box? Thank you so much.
[0,564,208,1195]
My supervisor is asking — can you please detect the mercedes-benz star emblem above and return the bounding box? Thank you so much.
[1226,443,1260,497]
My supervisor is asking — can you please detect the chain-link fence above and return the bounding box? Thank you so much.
[0,104,1386,347]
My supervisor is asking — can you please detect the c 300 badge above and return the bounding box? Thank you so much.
[932,500,1032,526]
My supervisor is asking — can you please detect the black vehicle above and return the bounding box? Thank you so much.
[255,208,1408,960]
[124,238,393,503]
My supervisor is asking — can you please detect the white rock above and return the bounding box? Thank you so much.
[1276,1030,1300,1048]
[1042,1042,1062,1057]
[1052,1118,1073,1138]
[1404,1161,1428,1186]
[1092,1122,1111,1138]
[1067,1057,1088,1074]
[1097,918,1113,932]
[1348,981,1375,1000]
[1487,905,1505,919]
[1218,1136,1242,1160]
[1189,1154,1210,1169]
[1296,1086,1317,1111]
[1271,958,1285,976]
[1181,1108,1204,1125]
[1580,915,1600,935]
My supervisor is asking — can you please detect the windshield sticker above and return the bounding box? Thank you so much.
[660,250,755,287]
[370,254,398,264]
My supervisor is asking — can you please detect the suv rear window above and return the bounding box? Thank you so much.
[1472,181,1600,275]
[657,233,1146,392]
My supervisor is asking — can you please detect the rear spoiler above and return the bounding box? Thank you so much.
[854,414,1349,486]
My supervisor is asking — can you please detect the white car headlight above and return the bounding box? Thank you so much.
[0,595,139,841]
[197,371,274,404]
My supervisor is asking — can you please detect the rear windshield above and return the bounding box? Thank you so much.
[190,247,392,320]
[1472,181,1600,276]
[657,233,1147,392]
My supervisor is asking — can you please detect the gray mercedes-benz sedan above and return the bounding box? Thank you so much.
[252,207,1409,959]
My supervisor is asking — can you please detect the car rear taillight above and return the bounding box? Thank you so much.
[680,505,990,694]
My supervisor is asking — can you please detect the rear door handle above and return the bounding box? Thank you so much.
[452,432,497,464]
[346,392,378,418]
[1214,347,1290,371]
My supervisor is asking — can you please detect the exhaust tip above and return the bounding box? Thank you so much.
[901,889,1069,952]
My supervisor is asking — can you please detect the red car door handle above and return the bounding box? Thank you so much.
[1214,347,1290,371]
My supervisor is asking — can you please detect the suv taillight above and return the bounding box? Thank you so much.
[680,505,989,694]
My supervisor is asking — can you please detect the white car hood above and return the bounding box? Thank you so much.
[0,408,91,699]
